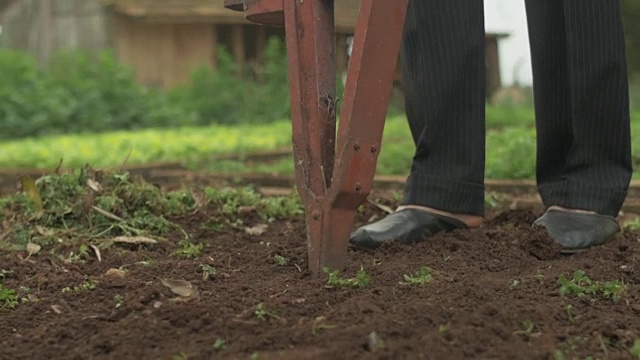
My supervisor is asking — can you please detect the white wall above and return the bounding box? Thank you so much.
[484,0,533,87]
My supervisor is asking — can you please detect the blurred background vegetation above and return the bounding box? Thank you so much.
[0,2,638,180]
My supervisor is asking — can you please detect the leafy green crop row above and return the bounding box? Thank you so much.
[2,111,639,179]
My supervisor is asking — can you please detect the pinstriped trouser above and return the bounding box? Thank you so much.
[400,0,632,217]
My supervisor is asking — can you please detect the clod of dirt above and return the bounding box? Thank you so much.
[487,210,540,227]
[25,242,41,258]
[105,269,126,279]
[519,227,563,260]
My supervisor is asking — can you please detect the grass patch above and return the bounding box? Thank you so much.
[0,168,306,256]
[324,266,371,288]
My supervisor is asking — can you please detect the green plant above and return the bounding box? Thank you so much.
[630,338,640,358]
[324,266,371,288]
[0,284,18,309]
[114,294,124,308]
[171,352,189,360]
[512,320,537,337]
[564,304,577,323]
[403,266,433,285]
[254,303,282,322]
[273,254,290,266]
[176,240,203,259]
[200,264,217,280]
[623,218,640,232]
[213,338,227,351]
[64,244,91,263]
[558,270,628,302]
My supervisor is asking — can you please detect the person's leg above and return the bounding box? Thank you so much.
[350,0,486,249]
[400,0,486,217]
[525,0,632,251]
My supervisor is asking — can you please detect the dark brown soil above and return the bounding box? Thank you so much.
[1,192,639,360]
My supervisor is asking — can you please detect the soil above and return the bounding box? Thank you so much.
[1,190,639,360]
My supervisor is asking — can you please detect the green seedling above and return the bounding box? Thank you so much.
[114,294,124,308]
[600,280,628,302]
[630,339,640,359]
[324,266,371,288]
[558,270,627,302]
[213,338,227,351]
[171,353,188,360]
[254,303,282,321]
[513,320,539,337]
[623,218,640,232]
[0,284,18,309]
[484,191,506,209]
[438,323,451,334]
[273,254,290,266]
[559,270,596,297]
[403,266,433,285]
[62,279,99,293]
[200,264,217,280]
[564,304,577,323]
[311,317,336,336]
[64,244,90,263]
[176,240,203,258]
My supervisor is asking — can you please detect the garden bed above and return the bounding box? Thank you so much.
[0,171,639,359]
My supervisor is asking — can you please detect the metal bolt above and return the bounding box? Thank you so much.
[353,144,360,150]
[355,183,362,192]
[370,146,378,153]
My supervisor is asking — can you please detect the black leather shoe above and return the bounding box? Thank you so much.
[532,209,620,253]
[349,208,468,250]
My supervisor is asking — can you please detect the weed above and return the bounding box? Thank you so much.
[438,323,450,334]
[273,254,290,266]
[558,270,627,302]
[512,320,539,337]
[254,303,281,321]
[62,279,99,293]
[64,244,90,263]
[200,264,217,280]
[485,191,506,209]
[114,294,124,308]
[324,266,371,288]
[630,339,640,358]
[213,338,227,351]
[259,194,303,222]
[176,240,203,259]
[564,304,577,323]
[171,353,189,360]
[391,191,403,203]
[311,317,336,335]
[0,284,18,309]
[600,280,628,302]
[623,218,640,232]
[403,266,433,285]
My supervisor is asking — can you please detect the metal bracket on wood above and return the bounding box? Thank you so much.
[224,0,408,274]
